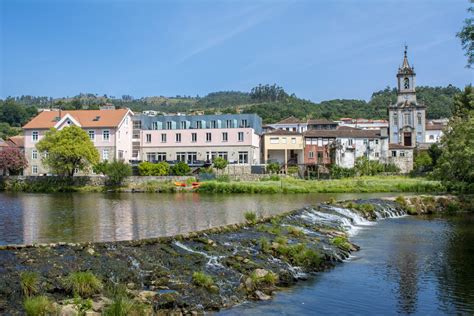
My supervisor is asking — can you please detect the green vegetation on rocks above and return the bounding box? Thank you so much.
[23,296,55,316]
[20,271,39,297]
[244,211,258,224]
[192,272,217,292]
[63,271,103,298]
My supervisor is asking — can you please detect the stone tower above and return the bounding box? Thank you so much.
[388,46,426,147]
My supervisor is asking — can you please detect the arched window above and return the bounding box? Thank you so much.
[404,77,410,89]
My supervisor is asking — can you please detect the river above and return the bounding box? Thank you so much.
[0,192,473,315]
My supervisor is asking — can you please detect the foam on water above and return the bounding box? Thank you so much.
[175,241,225,268]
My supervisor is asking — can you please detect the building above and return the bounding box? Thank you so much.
[262,130,304,167]
[338,118,389,130]
[266,116,308,133]
[135,113,262,165]
[425,121,446,143]
[388,144,414,173]
[388,46,426,147]
[23,108,134,175]
[307,119,338,130]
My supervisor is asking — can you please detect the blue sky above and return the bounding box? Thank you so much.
[1,0,472,102]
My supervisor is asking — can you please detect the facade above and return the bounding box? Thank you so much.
[23,108,133,175]
[307,119,338,130]
[338,118,389,130]
[262,130,304,166]
[388,47,426,147]
[135,113,262,165]
[388,144,414,173]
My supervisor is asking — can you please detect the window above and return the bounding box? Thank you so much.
[177,152,186,162]
[317,152,323,162]
[32,165,38,174]
[429,135,434,140]
[348,139,353,146]
[181,121,187,129]
[206,132,212,142]
[226,120,232,128]
[404,113,411,126]
[241,119,248,127]
[375,139,379,145]
[375,152,379,158]
[133,120,142,129]
[196,121,202,129]
[393,113,398,125]
[238,132,244,142]
[166,121,172,129]
[309,151,314,159]
[363,139,368,145]
[391,151,397,157]
[400,151,405,157]
[417,113,422,125]
[187,152,197,164]
[32,131,39,142]
[102,149,109,160]
[211,120,217,128]
[152,122,159,130]
[238,151,248,164]
[161,133,167,143]
[157,152,167,161]
[404,77,410,89]
[291,137,296,144]
[103,130,110,141]
[191,133,197,142]
[146,152,156,162]
[118,150,124,160]
[281,137,287,144]
[270,137,279,144]
[222,132,228,142]
[176,133,181,143]
[32,150,38,160]
[146,133,151,143]
[88,130,95,141]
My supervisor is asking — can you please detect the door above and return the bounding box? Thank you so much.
[404,132,412,147]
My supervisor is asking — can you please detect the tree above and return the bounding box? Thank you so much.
[171,161,191,176]
[104,160,132,186]
[267,162,281,174]
[36,126,99,176]
[457,4,474,67]
[0,147,28,175]
[212,157,228,175]
[414,151,433,173]
[434,86,474,192]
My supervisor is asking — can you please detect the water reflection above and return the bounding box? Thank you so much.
[0,192,401,245]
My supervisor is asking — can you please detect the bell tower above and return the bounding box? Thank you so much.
[389,46,426,147]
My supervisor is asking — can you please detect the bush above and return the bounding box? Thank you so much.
[216,175,230,182]
[92,161,108,175]
[137,161,154,176]
[138,161,170,176]
[105,160,132,186]
[331,236,352,251]
[267,162,281,174]
[287,166,299,176]
[355,157,400,176]
[330,165,356,179]
[213,157,228,174]
[192,272,217,292]
[260,174,280,181]
[20,271,39,297]
[24,296,55,316]
[63,271,103,298]
[244,211,258,224]
[171,162,191,176]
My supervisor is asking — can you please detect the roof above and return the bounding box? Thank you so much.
[304,126,385,138]
[275,116,304,124]
[307,119,337,125]
[23,109,131,129]
[7,136,25,148]
[425,123,446,131]
[389,143,414,150]
[265,129,302,136]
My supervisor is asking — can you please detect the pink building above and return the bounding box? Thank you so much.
[23,108,133,175]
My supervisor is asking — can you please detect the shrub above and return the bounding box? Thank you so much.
[20,271,40,297]
[138,161,170,176]
[216,175,230,182]
[105,160,132,187]
[138,161,155,176]
[267,162,281,174]
[330,165,356,179]
[213,157,228,174]
[92,161,108,175]
[244,211,258,224]
[171,161,191,176]
[287,166,299,176]
[192,272,216,291]
[23,296,55,316]
[331,236,352,251]
[63,271,103,298]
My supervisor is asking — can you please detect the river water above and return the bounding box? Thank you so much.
[220,214,474,315]
[1,192,473,315]
[0,191,402,245]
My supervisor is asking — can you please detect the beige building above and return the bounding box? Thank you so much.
[262,130,304,168]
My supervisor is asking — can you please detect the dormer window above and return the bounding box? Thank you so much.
[93,116,101,121]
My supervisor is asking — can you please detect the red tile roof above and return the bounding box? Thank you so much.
[23,109,130,129]
[275,116,304,124]
[389,143,414,149]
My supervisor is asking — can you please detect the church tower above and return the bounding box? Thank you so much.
[389,46,426,147]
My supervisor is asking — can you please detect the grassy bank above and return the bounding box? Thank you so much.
[197,176,444,194]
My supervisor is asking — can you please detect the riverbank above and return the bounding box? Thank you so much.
[0,175,444,194]
[0,196,457,315]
